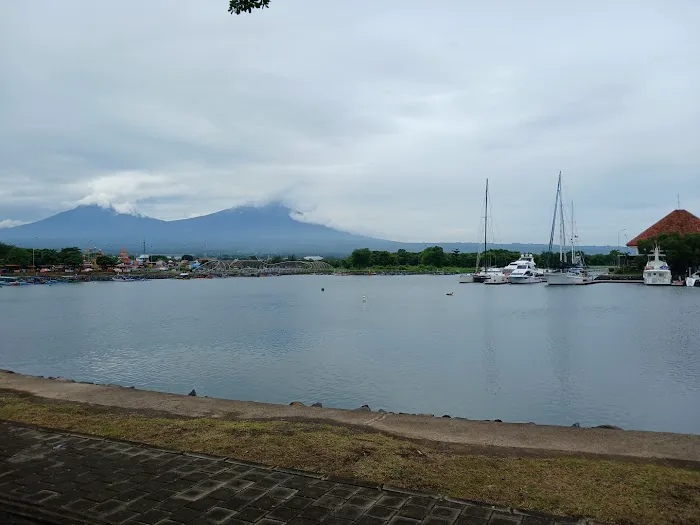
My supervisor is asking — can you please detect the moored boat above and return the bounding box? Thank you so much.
[643,245,672,286]
[686,271,700,287]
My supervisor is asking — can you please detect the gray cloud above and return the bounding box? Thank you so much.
[1,0,698,243]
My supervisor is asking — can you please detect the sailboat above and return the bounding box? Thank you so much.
[459,179,504,284]
[545,172,587,285]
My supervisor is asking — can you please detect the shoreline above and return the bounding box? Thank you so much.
[1,369,698,464]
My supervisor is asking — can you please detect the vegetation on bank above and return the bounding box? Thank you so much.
[0,391,697,525]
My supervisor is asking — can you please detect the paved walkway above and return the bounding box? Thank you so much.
[0,422,593,525]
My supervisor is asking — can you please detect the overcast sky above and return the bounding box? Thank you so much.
[1,1,698,243]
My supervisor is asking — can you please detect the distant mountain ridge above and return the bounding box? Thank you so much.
[0,204,615,255]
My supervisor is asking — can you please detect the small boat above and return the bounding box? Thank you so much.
[446,292,454,296]
[686,271,700,287]
[458,274,475,283]
[643,245,672,286]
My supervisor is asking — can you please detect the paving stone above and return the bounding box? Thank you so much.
[134,508,170,524]
[320,518,354,525]
[104,508,139,524]
[346,496,376,509]
[397,504,430,520]
[331,503,365,520]
[268,486,297,500]
[424,517,457,525]
[90,498,126,515]
[266,504,301,520]
[430,505,462,519]
[302,503,334,520]
[252,495,286,510]
[63,498,97,512]
[365,504,397,519]
[352,517,385,525]
[455,517,489,525]
[282,496,315,510]
[219,496,250,511]
[521,517,554,525]
[201,506,237,524]
[388,517,421,525]
[256,520,286,525]
[236,505,268,521]
[461,506,493,519]
[186,496,222,511]
[169,506,205,522]
[488,514,522,525]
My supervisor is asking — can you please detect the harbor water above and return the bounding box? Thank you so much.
[1,276,699,434]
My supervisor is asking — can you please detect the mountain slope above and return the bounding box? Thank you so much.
[0,204,616,255]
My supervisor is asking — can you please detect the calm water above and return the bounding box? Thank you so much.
[1,276,699,434]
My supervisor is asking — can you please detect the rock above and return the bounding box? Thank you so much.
[596,424,623,430]
[571,422,580,428]
[188,389,197,396]
[442,415,451,418]
[128,386,135,389]
[494,419,502,423]
[357,405,371,411]
[289,401,305,406]
[378,409,387,413]
[311,402,323,408]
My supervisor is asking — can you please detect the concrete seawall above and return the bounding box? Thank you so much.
[1,370,699,464]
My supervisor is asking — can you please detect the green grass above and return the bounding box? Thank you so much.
[1,392,698,525]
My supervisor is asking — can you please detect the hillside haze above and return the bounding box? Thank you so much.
[0,204,615,255]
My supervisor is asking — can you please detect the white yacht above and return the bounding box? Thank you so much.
[686,271,700,287]
[507,254,543,284]
[483,268,508,285]
[458,273,475,284]
[643,245,672,286]
[503,254,536,277]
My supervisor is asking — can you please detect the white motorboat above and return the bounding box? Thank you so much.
[483,268,508,284]
[503,253,536,277]
[458,274,475,283]
[504,254,542,283]
[686,271,700,287]
[643,245,672,285]
[508,264,543,283]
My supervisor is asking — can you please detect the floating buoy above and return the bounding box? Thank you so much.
[362,295,366,302]
[321,287,324,291]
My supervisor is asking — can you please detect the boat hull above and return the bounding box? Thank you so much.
[545,272,585,285]
[685,276,700,287]
[509,275,543,284]
[458,274,475,283]
[643,270,672,286]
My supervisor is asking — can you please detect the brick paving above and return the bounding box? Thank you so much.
[0,422,590,525]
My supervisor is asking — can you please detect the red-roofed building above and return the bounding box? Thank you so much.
[627,209,700,253]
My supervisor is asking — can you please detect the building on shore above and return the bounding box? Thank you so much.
[626,209,700,255]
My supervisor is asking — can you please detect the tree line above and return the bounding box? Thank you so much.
[0,243,84,269]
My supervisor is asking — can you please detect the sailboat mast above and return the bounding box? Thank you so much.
[558,176,566,263]
[547,172,562,268]
[570,201,575,263]
[484,179,488,262]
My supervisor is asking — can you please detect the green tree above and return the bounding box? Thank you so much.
[450,248,461,266]
[371,250,396,267]
[6,247,31,267]
[269,255,283,264]
[59,247,84,268]
[349,248,372,268]
[95,255,119,269]
[229,0,270,15]
[181,254,195,261]
[420,246,446,267]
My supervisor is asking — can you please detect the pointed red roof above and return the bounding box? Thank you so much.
[627,209,700,247]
